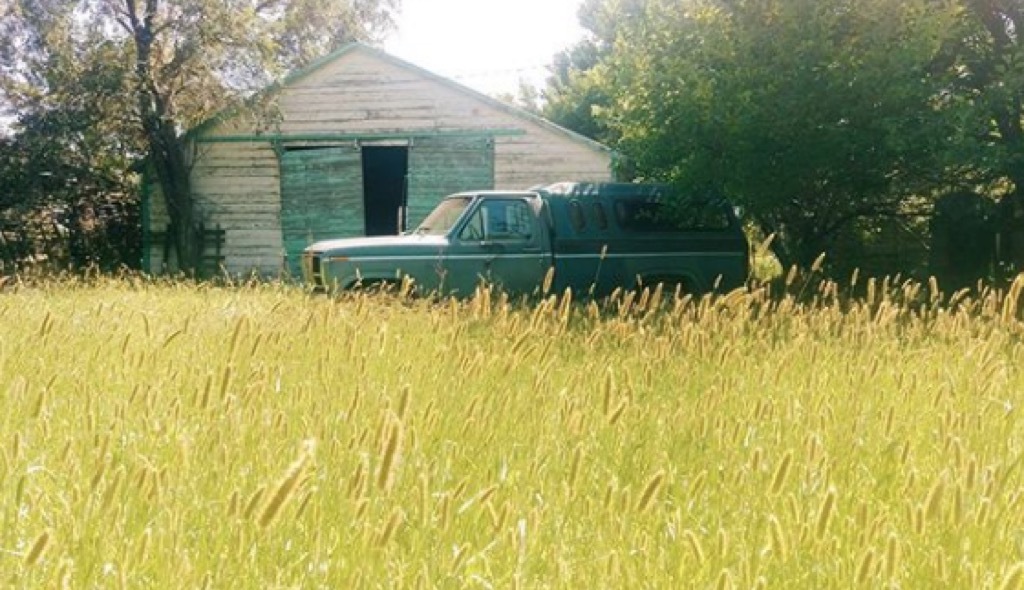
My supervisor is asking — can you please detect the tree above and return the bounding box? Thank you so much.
[549,0,968,270]
[0,25,140,270]
[541,0,647,143]
[0,0,397,272]
[494,80,543,115]
[935,0,1024,273]
[542,38,613,142]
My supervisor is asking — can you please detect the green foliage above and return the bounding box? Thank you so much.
[544,0,1024,276]
[540,0,648,143]
[542,39,616,142]
[931,1,1024,271]
[0,26,140,271]
[494,80,543,115]
[596,0,963,265]
[0,0,398,271]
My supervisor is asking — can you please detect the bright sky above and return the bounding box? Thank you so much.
[383,0,588,97]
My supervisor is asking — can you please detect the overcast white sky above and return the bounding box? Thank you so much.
[383,0,588,97]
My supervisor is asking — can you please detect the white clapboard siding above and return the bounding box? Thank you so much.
[494,127,611,188]
[154,44,612,276]
[189,141,283,275]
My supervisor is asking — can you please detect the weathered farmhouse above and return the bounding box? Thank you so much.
[143,43,614,276]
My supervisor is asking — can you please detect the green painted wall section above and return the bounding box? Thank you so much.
[279,146,364,275]
[406,137,494,229]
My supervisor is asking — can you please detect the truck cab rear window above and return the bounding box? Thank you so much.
[613,199,732,232]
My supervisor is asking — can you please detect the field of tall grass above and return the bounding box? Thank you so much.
[3,275,1024,588]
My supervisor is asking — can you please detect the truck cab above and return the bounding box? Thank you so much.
[302,191,552,295]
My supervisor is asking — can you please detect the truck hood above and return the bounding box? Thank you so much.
[306,234,449,254]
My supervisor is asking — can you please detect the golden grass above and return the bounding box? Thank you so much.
[1,275,1024,587]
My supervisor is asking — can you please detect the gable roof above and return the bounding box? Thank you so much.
[191,42,610,155]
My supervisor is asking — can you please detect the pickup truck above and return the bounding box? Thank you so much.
[301,182,749,297]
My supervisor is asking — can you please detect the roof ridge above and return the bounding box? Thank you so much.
[189,42,611,156]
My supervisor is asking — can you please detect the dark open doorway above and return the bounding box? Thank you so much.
[361,146,409,236]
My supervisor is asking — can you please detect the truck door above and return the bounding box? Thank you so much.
[444,197,551,295]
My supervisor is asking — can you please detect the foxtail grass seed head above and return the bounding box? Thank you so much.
[770,451,793,495]
[23,530,50,566]
[602,369,614,416]
[376,509,403,547]
[924,474,946,523]
[856,548,876,584]
[377,416,404,493]
[810,253,826,273]
[684,529,706,565]
[785,265,798,287]
[227,489,240,518]
[1000,562,1024,590]
[1002,274,1024,323]
[243,486,266,520]
[815,486,838,539]
[767,514,787,560]
[58,557,73,589]
[690,470,707,499]
[607,551,620,579]
[885,533,900,579]
[606,400,627,426]
[568,445,583,495]
[258,453,310,528]
[136,527,152,562]
[542,266,555,295]
[635,469,666,513]
[715,568,734,590]
[397,384,411,421]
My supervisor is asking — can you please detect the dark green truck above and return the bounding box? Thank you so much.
[301,182,749,296]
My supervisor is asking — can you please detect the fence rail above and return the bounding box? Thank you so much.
[149,223,226,276]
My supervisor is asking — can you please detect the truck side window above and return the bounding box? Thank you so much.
[459,206,486,241]
[460,200,534,241]
[569,200,586,232]
[592,202,609,230]
[502,201,535,240]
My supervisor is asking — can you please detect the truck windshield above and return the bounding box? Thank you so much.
[414,196,473,236]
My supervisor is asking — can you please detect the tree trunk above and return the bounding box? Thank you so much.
[147,116,200,273]
[126,0,201,273]
[998,186,1024,279]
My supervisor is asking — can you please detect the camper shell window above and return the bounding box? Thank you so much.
[613,198,732,232]
[568,200,586,232]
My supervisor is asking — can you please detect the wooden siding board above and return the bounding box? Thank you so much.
[493,127,611,188]
[407,136,494,227]
[279,146,365,275]
[186,142,285,275]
